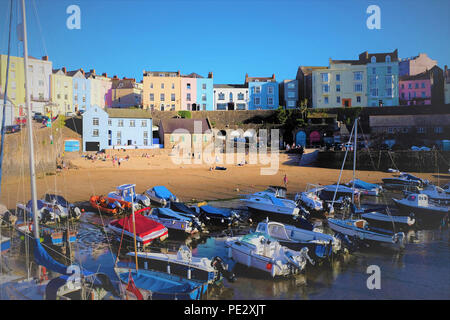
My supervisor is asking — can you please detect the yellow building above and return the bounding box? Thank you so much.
[51,67,73,115]
[142,70,181,111]
[111,77,143,108]
[0,55,26,117]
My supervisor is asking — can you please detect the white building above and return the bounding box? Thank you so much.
[213,84,249,110]
[312,59,367,108]
[28,56,52,114]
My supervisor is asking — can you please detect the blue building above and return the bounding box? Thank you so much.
[245,74,279,110]
[279,79,299,109]
[196,72,214,111]
[68,69,91,112]
[82,106,155,151]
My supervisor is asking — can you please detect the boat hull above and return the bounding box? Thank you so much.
[393,199,448,223]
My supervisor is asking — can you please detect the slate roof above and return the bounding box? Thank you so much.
[159,118,211,134]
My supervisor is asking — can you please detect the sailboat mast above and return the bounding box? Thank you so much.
[21,0,40,239]
[131,190,138,271]
[351,118,357,204]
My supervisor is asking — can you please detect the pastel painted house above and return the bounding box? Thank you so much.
[279,79,299,109]
[85,69,112,109]
[399,71,432,106]
[50,67,73,115]
[82,106,154,151]
[246,74,279,110]
[213,84,249,110]
[68,68,91,112]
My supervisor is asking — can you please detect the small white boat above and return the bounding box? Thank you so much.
[145,186,179,206]
[246,186,287,199]
[327,218,405,250]
[126,245,234,284]
[415,185,450,206]
[241,194,300,218]
[141,207,202,234]
[295,184,325,213]
[360,211,415,230]
[255,220,341,259]
[225,233,313,277]
[393,194,449,223]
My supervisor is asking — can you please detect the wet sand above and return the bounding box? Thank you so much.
[0,151,443,209]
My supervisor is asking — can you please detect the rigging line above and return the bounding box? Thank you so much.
[31,0,48,58]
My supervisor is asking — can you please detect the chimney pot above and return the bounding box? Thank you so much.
[42,56,48,61]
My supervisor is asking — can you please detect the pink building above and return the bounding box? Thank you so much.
[181,74,198,111]
[399,71,431,106]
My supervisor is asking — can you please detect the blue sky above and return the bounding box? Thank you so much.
[1,0,449,83]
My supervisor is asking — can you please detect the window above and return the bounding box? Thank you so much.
[117,139,121,145]
[254,97,261,105]
[117,131,122,138]
[267,86,274,94]
[322,84,329,93]
[370,76,377,87]
[288,101,296,107]
[160,93,165,101]
[254,86,261,94]
[417,127,425,133]
[385,76,392,86]
[353,72,363,81]
[387,66,392,74]
[82,95,86,102]
[371,56,376,63]
[372,67,376,75]
[287,91,295,98]
[93,118,99,126]
[186,93,191,101]
[401,93,405,99]
[435,127,443,133]
[421,92,426,98]
[92,129,99,137]
[149,94,154,101]
[130,120,135,127]
[64,94,68,100]
[141,120,147,127]
[171,105,175,110]
[144,139,148,146]
[386,55,391,62]
[288,82,296,88]
[408,83,412,89]
[172,83,175,89]
[336,84,340,92]
[161,83,164,89]
[371,88,378,97]
[143,131,148,138]
[108,119,112,126]
[171,93,175,101]
[202,83,206,90]
[202,94,206,101]
[401,84,405,89]
[218,93,225,100]
[267,97,273,105]
[217,103,227,110]
[238,93,244,100]
[356,96,361,103]
[321,73,329,82]
[324,96,329,104]
[421,82,426,88]
[415,83,419,89]
[187,83,191,90]
[236,103,246,110]
[336,74,340,82]
[386,88,393,97]
[11,71,15,79]
[354,83,363,92]
[229,93,233,101]
[150,83,153,88]
[118,120,124,127]
[336,96,341,104]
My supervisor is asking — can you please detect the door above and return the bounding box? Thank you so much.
[295,131,306,147]
[85,142,100,151]
[342,99,351,107]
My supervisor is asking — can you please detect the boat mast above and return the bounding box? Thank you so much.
[21,0,40,239]
[351,118,357,204]
[131,189,138,271]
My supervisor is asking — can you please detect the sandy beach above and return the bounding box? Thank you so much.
[0,150,444,209]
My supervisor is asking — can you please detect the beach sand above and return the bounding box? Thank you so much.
[0,150,444,209]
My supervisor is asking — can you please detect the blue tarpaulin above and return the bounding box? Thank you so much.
[199,205,232,217]
[351,179,379,190]
[153,186,174,200]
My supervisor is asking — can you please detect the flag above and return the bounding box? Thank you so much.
[126,272,143,300]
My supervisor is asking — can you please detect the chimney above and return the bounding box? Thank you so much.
[445,65,448,73]
[113,75,118,79]
[80,68,85,76]
[208,72,213,79]
[62,67,66,74]
[42,56,48,61]
[272,74,275,80]
[102,72,107,77]
[90,69,96,75]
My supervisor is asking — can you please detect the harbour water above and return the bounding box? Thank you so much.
[2,194,449,300]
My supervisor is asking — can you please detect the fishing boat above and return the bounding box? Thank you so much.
[126,245,234,284]
[241,194,300,219]
[145,186,179,206]
[141,207,202,234]
[345,179,382,196]
[382,173,426,190]
[89,195,131,215]
[108,210,168,248]
[225,232,313,277]
[255,219,341,261]
[392,194,449,223]
[327,218,405,250]
[412,185,450,206]
[108,184,150,210]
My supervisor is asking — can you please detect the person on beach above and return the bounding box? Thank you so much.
[283,174,288,188]
[112,158,115,167]
[118,158,121,168]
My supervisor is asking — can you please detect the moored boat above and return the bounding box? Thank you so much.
[89,195,131,215]
[141,207,202,234]
[145,186,179,206]
[392,194,449,224]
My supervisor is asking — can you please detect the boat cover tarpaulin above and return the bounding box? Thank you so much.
[267,194,285,207]
[199,205,231,217]
[158,208,192,221]
[351,179,379,190]
[27,200,46,210]
[112,213,166,238]
[170,202,197,215]
[153,186,174,200]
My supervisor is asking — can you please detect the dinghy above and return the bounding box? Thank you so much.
[108,184,150,210]
[225,233,313,277]
[393,194,449,224]
[89,195,130,215]
[108,211,168,248]
[126,245,234,284]
[141,207,202,234]
[145,186,179,206]
[255,219,341,260]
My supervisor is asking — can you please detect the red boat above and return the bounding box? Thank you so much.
[108,210,168,248]
[89,195,131,215]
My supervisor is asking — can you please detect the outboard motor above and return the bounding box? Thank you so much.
[211,256,235,282]
[292,215,314,231]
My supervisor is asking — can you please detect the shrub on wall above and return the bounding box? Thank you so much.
[177,110,192,119]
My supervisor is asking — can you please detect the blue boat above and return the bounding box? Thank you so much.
[1,235,10,253]
[114,267,208,300]
[145,186,179,206]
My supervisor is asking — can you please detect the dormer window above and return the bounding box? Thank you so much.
[371,56,376,63]
[386,55,391,62]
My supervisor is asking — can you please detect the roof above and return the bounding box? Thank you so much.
[182,72,203,78]
[213,84,248,89]
[105,108,153,119]
[399,70,431,81]
[359,49,399,63]
[159,118,211,134]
